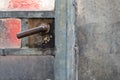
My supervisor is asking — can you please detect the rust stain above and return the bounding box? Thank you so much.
[28,19,54,48]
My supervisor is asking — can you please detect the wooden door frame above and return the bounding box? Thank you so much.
[55,0,76,80]
[0,0,76,79]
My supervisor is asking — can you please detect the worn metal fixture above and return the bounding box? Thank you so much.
[17,23,50,39]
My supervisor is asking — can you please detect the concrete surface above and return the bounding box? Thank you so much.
[76,0,120,80]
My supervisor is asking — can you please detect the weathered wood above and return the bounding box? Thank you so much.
[66,0,76,80]
[0,56,54,80]
[0,49,3,55]
[21,19,29,47]
[55,0,76,80]
[54,0,67,80]
[0,11,54,18]
[1,48,54,56]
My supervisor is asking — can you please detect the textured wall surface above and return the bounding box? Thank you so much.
[76,0,120,80]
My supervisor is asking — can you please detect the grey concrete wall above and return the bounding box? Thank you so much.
[76,0,120,80]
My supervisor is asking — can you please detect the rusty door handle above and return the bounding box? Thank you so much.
[17,23,50,39]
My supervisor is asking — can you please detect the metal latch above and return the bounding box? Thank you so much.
[17,23,50,39]
[17,23,54,48]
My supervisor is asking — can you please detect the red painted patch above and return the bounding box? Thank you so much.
[3,19,21,48]
[0,19,21,48]
[8,0,40,10]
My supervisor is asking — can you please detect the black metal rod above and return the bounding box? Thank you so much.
[17,24,49,39]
